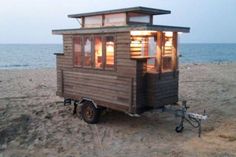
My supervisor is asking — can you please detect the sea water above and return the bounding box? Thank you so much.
[0,44,236,69]
[180,43,236,63]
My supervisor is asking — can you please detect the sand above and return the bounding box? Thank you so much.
[0,63,236,157]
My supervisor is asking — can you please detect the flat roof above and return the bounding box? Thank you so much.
[68,6,171,18]
[52,24,190,35]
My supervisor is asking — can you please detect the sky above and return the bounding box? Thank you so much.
[0,0,236,44]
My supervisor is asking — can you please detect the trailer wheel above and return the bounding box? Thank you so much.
[81,101,100,124]
[175,125,184,133]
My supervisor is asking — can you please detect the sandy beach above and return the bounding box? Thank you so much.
[0,63,236,157]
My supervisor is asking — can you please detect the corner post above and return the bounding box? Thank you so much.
[172,32,178,76]
[156,32,163,77]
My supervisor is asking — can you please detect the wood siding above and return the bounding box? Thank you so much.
[146,72,179,108]
[56,32,138,113]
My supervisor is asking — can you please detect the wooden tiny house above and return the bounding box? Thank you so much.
[52,7,190,123]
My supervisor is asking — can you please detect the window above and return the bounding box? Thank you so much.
[94,37,103,68]
[73,35,115,70]
[74,37,82,66]
[128,13,151,24]
[105,36,115,69]
[104,13,126,26]
[83,37,92,67]
[147,37,156,66]
[130,31,177,73]
[162,32,173,71]
[84,15,103,28]
[130,35,156,69]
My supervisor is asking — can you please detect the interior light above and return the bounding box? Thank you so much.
[106,42,114,54]
[130,31,156,36]
[165,32,173,37]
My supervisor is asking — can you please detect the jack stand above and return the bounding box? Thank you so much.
[162,101,208,137]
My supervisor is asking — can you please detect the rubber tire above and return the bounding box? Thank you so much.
[175,125,184,133]
[81,101,100,124]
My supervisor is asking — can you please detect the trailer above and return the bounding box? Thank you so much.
[52,7,207,135]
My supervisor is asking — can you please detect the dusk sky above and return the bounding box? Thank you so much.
[0,0,235,44]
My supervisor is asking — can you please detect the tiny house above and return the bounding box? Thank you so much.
[52,7,190,123]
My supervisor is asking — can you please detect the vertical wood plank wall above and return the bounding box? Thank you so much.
[146,72,179,108]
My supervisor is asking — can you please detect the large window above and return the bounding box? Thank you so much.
[74,37,82,66]
[73,35,115,70]
[130,35,156,69]
[105,36,115,69]
[130,31,177,73]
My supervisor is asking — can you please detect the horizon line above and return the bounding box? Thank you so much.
[1,42,236,45]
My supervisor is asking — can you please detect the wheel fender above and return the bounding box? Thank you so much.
[79,98,98,108]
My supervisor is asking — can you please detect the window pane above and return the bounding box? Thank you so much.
[147,37,156,66]
[84,16,103,28]
[84,37,92,66]
[74,37,82,66]
[164,32,173,55]
[104,13,126,26]
[128,13,151,23]
[129,16,150,23]
[162,32,173,71]
[95,37,103,68]
[105,36,114,68]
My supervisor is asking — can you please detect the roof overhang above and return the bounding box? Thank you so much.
[68,6,171,18]
[52,25,190,35]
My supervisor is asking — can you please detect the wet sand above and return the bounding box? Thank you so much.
[0,63,236,157]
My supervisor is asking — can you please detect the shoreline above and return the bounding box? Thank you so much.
[0,61,236,71]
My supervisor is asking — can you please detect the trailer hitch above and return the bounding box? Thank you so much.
[162,101,208,137]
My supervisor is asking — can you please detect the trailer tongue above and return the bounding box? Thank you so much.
[161,101,208,137]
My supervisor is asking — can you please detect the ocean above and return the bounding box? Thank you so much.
[0,44,236,69]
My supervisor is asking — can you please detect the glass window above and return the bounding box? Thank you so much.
[130,35,157,70]
[84,15,103,28]
[74,37,82,66]
[105,36,115,69]
[83,37,92,67]
[162,32,173,71]
[94,37,103,68]
[128,13,151,23]
[104,13,126,26]
[147,37,156,66]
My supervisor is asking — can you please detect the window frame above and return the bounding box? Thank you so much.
[72,34,116,71]
[104,13,127,27]
[127,13,152,25]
